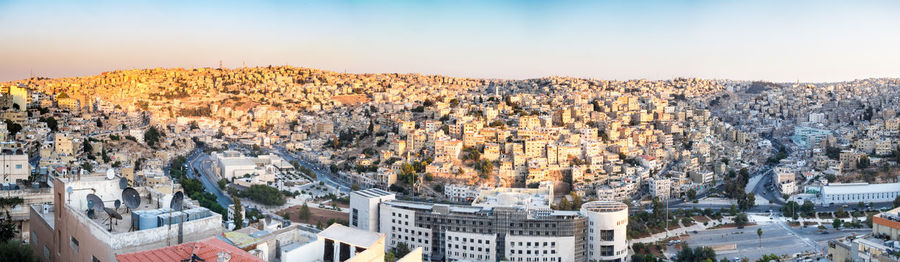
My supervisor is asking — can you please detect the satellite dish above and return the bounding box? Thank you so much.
[119,177,128,189]
[122,188,141,209]
[106,169,115,180]
[87,209,95,219]
[104,207,122,220]
[86,194,104,213]
[170,191,184,211]
[114,200,121,210]
[66,186,73,194]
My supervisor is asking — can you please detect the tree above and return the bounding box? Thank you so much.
[674,245,716,262]
[39,117,58,132]
[394,242,411,258]
[385,251,396,262]
[895,196,900,208]
[0,212,17,242]
[245,185,286,206]
[734,213,749,228]
[298,203,311,221]
[218,179,227,190]
[857,155,870,169]
[144,126,163,148]
[686,189,697,201]
[756,228,762,248]
[0,240,38,262]
[557,198,571,210]
[233,196,244,229]
[800,200,815,216]
[4,120,22,137]
[832,218,842,229]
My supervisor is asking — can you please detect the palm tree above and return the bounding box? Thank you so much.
[756,228,762,248]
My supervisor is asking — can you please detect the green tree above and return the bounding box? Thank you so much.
[857,155,870,169]
[894,196,900,208]
[686,189,697,201]
[0,212,17,242]
[4,120,22,137]
[144,126,163,148]
[756,228,762,248]
[0,240,39,262]
[832,218,842,229]
[394,242,411,258]
[298,203,311,221]
[233,196,244,229]
[674,245,716,262]
[218,179,227,190]
[734,213,749,228]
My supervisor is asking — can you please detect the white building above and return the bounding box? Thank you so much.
[581,201,629,262]
[821,182,900,205]
[349,188,396,232]
[648,178,671,200]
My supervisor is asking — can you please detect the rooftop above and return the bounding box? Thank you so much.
[115,237,262,262]
[580,201,628,213]
[822,182,900,195]
[471,182,553,210]
[352,188,394,198]
[318,224,384,248]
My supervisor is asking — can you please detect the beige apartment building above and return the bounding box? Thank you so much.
[30,175,222,262]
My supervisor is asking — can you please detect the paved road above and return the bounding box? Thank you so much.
[186,149,233,207]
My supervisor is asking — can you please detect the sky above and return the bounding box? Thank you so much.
[1,0,899,82]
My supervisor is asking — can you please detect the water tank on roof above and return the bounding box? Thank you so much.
[183,208,211,221]
[158,211,187,226]
[132,210,161,230]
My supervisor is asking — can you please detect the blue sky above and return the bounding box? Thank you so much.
[1,0,899,82]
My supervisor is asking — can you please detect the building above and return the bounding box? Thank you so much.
[580,201,629,262]
[350,188,631,262]
[280,223,424,262]
[29,175,223,262]
[821,182,900,205]
[350,188,396,232]
[115,237,262,262]
[648,178,671,200]
[791,126,831,149]
[0,143,30,183]
[873,207,900,240]
[774,166,796,194]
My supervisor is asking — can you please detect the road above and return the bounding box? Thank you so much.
[186,148,233,207]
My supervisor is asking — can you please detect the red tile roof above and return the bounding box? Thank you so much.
[115,237,263,262]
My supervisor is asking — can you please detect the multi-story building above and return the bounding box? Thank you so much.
[648,178,671,200]
[352,188,630,262]
[30,175,223,262]
[581,201,629,262]
[350,188,396,232]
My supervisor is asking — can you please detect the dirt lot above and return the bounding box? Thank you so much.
[278,204,349,227]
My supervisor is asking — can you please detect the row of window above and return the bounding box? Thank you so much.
[509,249,557,255]
[510,241,556,247]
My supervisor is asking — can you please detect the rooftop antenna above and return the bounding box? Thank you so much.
[119,177,128,189]
[122,187,141,213]
[66,186,73,205]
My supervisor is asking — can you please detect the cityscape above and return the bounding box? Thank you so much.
[1,1,899,262]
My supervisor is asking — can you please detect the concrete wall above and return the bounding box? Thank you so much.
[282,238,324,262]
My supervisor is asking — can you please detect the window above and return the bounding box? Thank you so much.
[70,237,79,253]
[15,164,22,169]
[600,245,614,256]
[600,230,615,241]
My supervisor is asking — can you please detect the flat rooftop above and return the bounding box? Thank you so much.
[471,186,552,210]
[353,188,394,198]
[318,224,383,248]
[822,182,900,195]
[581,201,628,213]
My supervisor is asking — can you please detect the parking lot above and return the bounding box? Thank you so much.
[683,220,868,261]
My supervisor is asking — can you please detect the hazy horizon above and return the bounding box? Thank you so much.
[2,0,899,83]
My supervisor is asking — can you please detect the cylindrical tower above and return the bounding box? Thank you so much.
[581,201,628,262]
